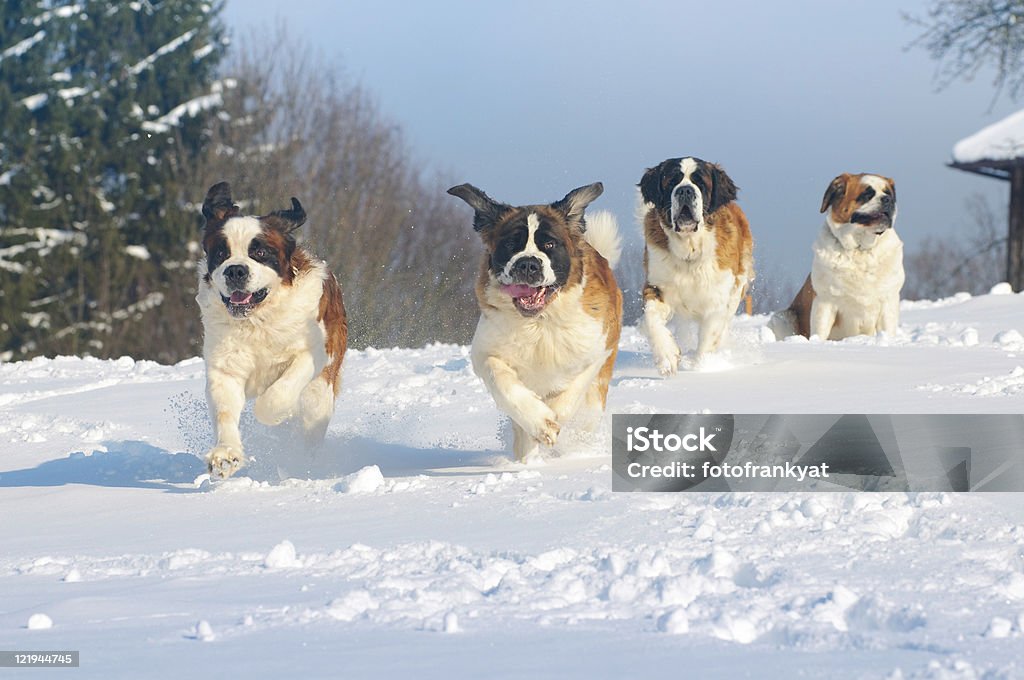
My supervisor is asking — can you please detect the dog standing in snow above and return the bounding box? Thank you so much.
[770,173,903,340]
[196,182,347,478]
[638,156,754,374]
[448,182,623,462]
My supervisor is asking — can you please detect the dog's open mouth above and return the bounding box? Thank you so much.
[501,283,556,315]
[852,212,892,234]
[673,205,698,232]
[221,288,269,317]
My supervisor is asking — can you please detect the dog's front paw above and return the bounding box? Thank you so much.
[654,347,681,376]
[254,387,295,426]
[523,401,560,447]
[206,444,245,479]
[535,417,560,447]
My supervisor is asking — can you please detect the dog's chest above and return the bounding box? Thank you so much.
[206,316,323,394]
[812,230,904,303]
[647,242,737,318]
[199,270,328,394]
[474,290,607,395]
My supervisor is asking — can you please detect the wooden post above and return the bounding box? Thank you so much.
[1010,167,1024,292]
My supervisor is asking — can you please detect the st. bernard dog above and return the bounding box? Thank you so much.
[448,182,623,462]
[638,157,754,374]
[770,173,902,340]
[197,182,347,478]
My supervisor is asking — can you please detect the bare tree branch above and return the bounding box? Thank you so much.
[906,0,1024,104]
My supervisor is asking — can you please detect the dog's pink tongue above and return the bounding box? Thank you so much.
[229,291,253,305]
[501,284,536,298]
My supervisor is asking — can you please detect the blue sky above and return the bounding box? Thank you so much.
[222,0,1019,288]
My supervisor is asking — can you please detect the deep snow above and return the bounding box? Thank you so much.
[2,290,1024,679]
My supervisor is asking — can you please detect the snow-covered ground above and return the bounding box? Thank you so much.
[2,290,1024,679]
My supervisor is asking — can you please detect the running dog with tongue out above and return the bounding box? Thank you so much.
[196,182,347,479]
[448,181,623,462]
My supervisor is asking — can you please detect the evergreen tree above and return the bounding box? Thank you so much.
[0,0,227,362]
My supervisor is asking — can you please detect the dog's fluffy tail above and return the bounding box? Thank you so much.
[584,210,621,269]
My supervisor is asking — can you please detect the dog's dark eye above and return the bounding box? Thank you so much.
[542,241,555,250]
[250,243,276,262]
[858,187,875,202]
[211,246,227,267]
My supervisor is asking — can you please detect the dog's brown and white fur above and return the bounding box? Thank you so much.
[197,182,347,478]
[770,173,903,341]
[448,182,623,462]
[638,157,753,374]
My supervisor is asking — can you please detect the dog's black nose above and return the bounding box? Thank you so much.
[674,184,697,203]
[223,264,248,285]
[512,257,543,282]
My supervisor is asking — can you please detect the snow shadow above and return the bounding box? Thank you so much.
[340,437,508,476]
[610,349,661,386]
[242,434,506,482]
[0,440,205,492]
[613,349,651,371]
[171,399,507,483]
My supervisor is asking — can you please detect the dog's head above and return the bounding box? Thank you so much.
[200,182,307,318]
[447,182,603,317]
[639,157,738,234]
[820,173,897,250]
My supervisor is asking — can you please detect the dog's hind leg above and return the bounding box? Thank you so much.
[299,374,337,447]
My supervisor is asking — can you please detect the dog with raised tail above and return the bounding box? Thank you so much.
[448,181,623,462]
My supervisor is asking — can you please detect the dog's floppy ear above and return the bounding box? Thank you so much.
[820,174,849,214]
[447,183,512,232]
[262,197,307,234]
[708,163,738,213]
[639,165,663,206]
[551,182,603,224]
[202,182,239,226]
